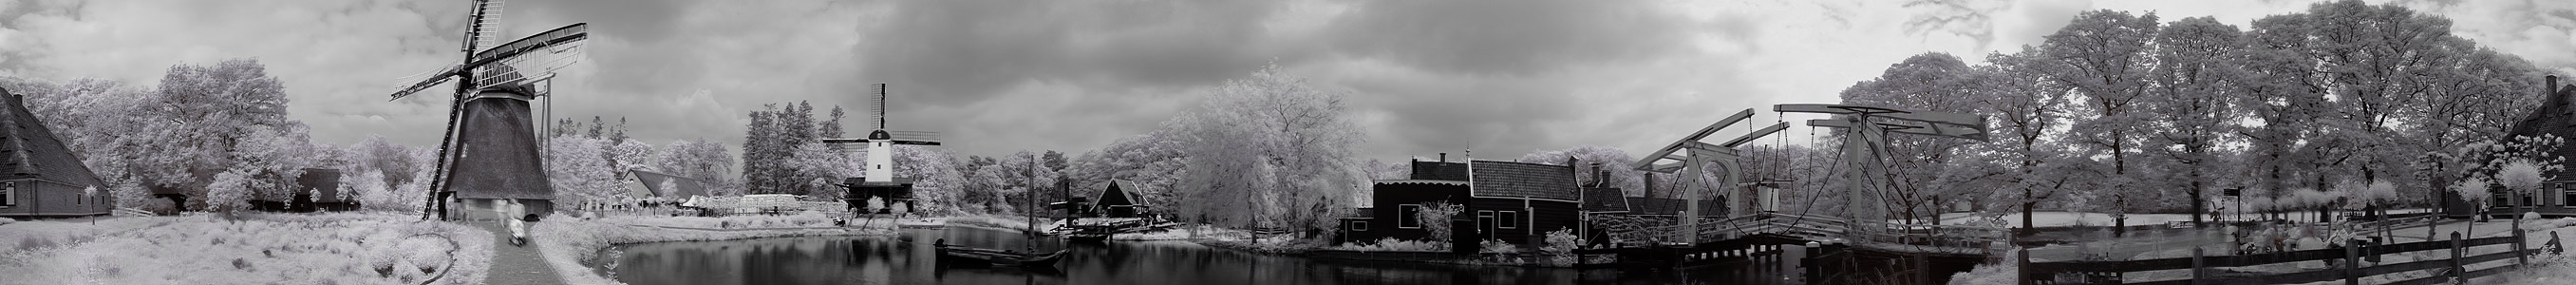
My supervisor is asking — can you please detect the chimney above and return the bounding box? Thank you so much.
[1439,152,1447,162]
[2549,74,2560,95]
[1591,162,1607,188]
[1645,173,1658,199]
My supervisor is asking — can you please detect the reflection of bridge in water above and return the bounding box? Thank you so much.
[1585,211,2004,284]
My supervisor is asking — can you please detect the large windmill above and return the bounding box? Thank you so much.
[387,0,590,220]
[825,84,942,215]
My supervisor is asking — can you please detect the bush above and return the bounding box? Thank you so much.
[1540,229,1581,266]
[1419,201,1462,244]
[1330,238,1447,252]
[1478,239,1521,255]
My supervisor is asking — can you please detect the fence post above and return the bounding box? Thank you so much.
[2018,245,2032,285]
[2450,232,2464,279]
[2342,238,2360,285]
[2515,226,2529,269]
[2190,247,2205,285]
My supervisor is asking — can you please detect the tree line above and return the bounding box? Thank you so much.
[1767,1,2562,232]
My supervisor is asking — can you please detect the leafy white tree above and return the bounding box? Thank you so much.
[890,145,965,215]
[2141,16,2244,226]
[1173,64,1365,235]
[2035,10,2163,230]
[610,140,656,175]
[1068,124,1191,210]
[654,139,738,195]
[2453,178,2493,233]
[2498,160,2546,216]
[546,136,623,210]
[204,169,256,214]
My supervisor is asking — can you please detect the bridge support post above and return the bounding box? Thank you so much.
[1805,242,1827,285]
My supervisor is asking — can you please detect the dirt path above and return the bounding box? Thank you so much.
[473,219,567,285]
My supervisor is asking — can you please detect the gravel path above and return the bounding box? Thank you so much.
[475,219,568,285]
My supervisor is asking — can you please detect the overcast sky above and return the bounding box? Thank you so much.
[1,0,2570,162]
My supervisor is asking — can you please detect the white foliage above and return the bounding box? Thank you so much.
[1172,64,1364,233]
[2501,160,2546,195]
[203,169,255,213]
[545,136,623,209]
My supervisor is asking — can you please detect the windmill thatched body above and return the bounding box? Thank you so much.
[385,0,589,220]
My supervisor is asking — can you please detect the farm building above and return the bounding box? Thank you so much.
[292,168,354,212]
[630,169,710,198]
[1336,154,1587,249]
[1093,180,1148,218]
[0,88,110,218]
[2491,75,2576,218]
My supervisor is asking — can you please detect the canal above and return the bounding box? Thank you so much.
[601,226,1805,285]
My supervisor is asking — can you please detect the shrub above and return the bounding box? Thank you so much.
[1539,229,1582,266]
[1419,201,1462,244]
[1478,239,1521,255]
[1330,238,1447,252]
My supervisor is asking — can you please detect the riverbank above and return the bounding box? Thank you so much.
[533,213,899,284]
[936,216,1324,253]
[0,212,493,285]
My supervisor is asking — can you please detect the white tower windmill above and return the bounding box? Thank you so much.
[823,84,943,214]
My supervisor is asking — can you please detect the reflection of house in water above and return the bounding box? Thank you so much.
[0,89,110,218]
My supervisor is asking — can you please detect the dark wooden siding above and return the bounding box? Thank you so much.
[1466,198,1579,248]
[1344,181,1468,243]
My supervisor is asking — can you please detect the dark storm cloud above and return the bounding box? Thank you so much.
[846,1,1288,109]
[1322,0,1690,76]
[1318,0,1699,157]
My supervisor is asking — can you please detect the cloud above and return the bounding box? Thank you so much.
[0,0,2567,168]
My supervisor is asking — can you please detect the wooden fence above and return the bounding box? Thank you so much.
[2021,230,2542,285]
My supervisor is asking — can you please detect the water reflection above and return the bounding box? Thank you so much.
[606,227,1800,285]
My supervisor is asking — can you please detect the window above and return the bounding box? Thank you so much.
[1398,204,1422,229]
[1477,210,1496,233]
[0,183,12,207]
[1351,220,1369,232]
[2564,184,2575,207]
[1499,211,1518,229]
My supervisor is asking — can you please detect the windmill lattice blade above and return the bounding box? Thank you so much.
[473,0,506,51]
[388,65,463,101]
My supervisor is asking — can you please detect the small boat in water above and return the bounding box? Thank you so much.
[934,238,1067,268]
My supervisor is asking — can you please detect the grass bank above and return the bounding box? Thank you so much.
[0,212,492,285]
